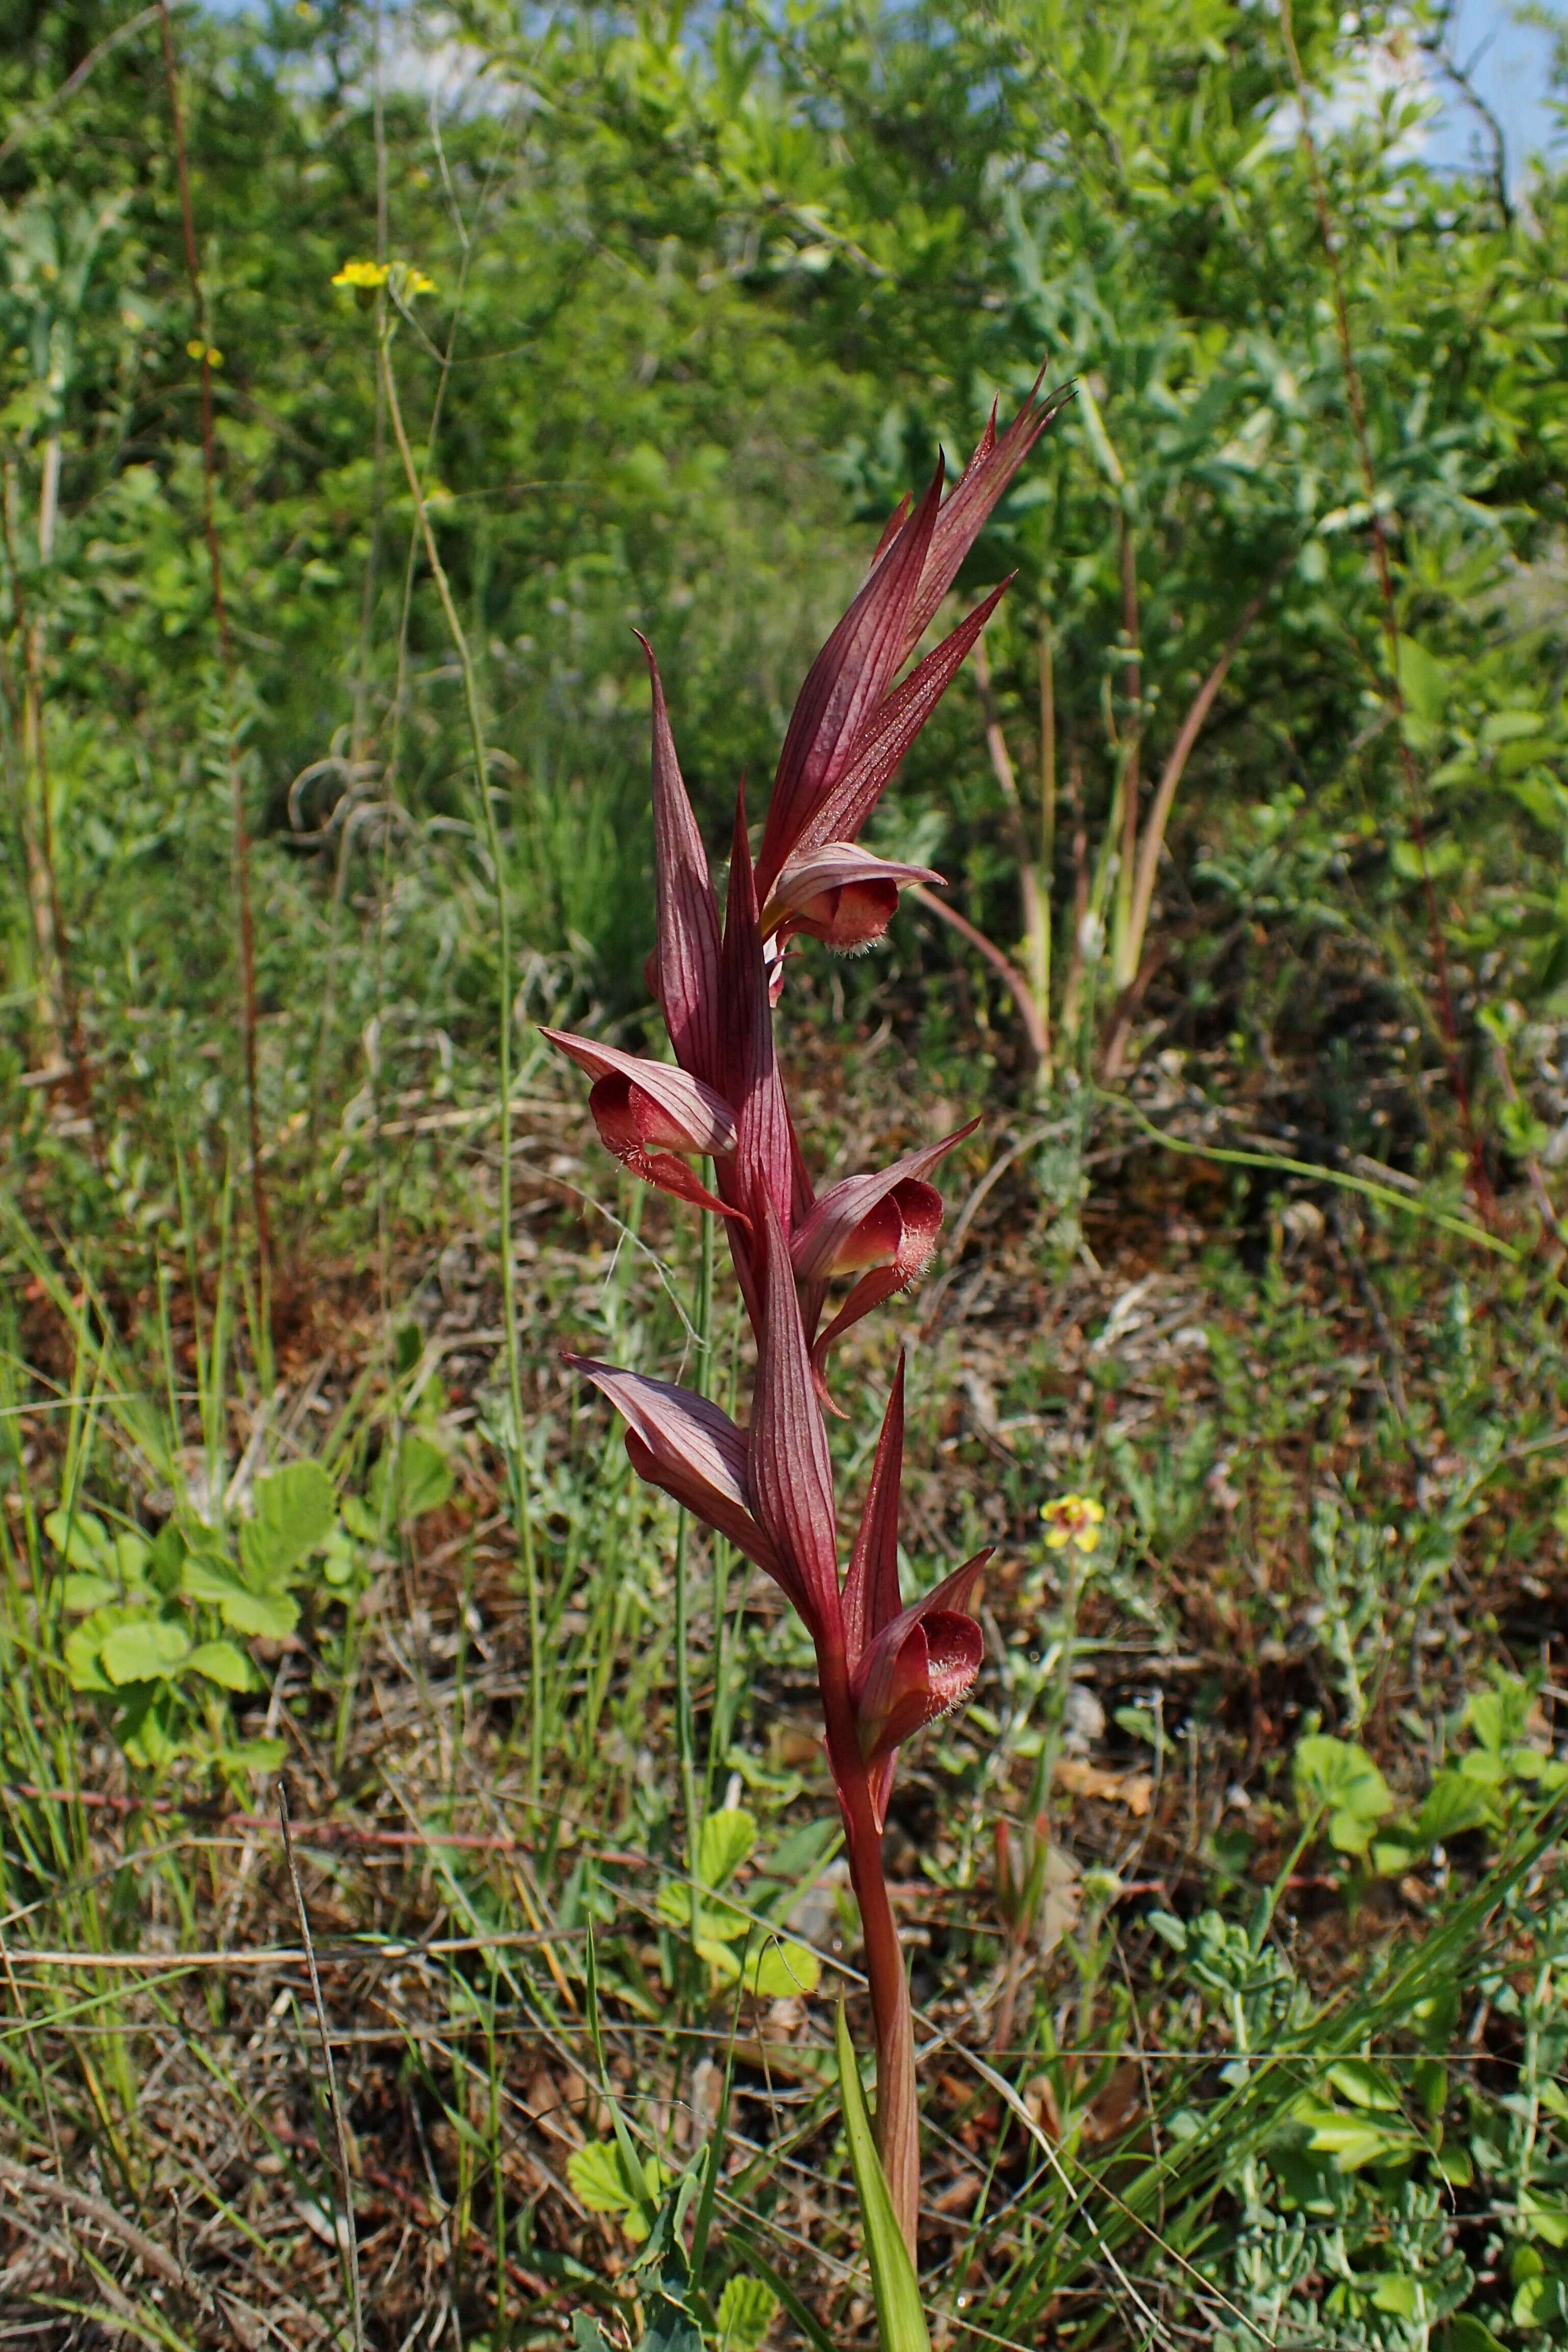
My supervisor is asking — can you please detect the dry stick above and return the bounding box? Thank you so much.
[0,2153,212,2309]
[1112,513,1143,990]
[1059,746,1090,1049]
[1278,0,1497,1227]
[1037,614,1057,1072]
[1101,577,1274,1077]
[157,0,272,1313]
[0,458,95,1138]
[973,638,1049,1077]
[909,883,1048,1070]
[927,587,1272,1082]
[279,1784,365,2352]
[0,6,160,170]
[0,461,76,1087]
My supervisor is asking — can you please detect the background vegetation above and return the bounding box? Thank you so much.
[2,0,1567,2344]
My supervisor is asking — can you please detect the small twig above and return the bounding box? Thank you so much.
[0,6,160,170]
[0,2152,211,2310]
[278,1783,365,2352]
[909,883,1047,1070]
[972,639,1049,1060]
[1121,576,1275,984]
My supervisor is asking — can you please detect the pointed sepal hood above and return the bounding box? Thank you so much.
[541,1029,745,1221]
[842,1358,907,1676]
[762,846,943,956]
[792,1121,978,1388]
[636,633,724,1088]
[564,1356,796,1607]
[852,1550,990,1786]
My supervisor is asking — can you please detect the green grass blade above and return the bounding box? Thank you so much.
[835,2001,930,2352]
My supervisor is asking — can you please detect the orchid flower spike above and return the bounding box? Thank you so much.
[550,372,1057,2259]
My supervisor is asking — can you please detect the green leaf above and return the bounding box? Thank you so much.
[186,1639,260,1692]
[320,1529,357,1587]
[1521,2190,1568,2249]
[63,1624,114,1692]
[396,1432,455,1518]
[61,1572,118,1612]
[100,1617,192,1685]
[1415,1768,1495,1845]
[717,2276,779,2350]
[571,2318,611,2352]
[566,2141,666,2243]
[657,1883,749,1940]
[1445,2315,1507,2352]
[1466,1681,1530,1756]
[834,2002,930,2352]
[641,2298,703,2352]
[220,1584,299,1639]
[222,1738,287,1776]
[1293,1736,1392,1840]
[240,1461,335,1585]
[1395,635,1448,727]
[1326,2060,1401,2112]
[1391,835,1463,880]
[699,1806,756,1890]
[744,1939,821,2000]
[45,1506,112,1573]
[371,1432,454,1523]
[1367,2275,1419,2319]
[111,1530,151,1582]
[1293,2094,1411,2172]
[1512,2268,1562,2330]
[180,1551,300,1639]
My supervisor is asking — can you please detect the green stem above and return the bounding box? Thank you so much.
[377,327,540,1804]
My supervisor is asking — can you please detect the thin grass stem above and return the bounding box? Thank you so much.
[375,323,540,1807]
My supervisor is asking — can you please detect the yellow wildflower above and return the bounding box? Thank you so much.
[1041,1493,1104,1556]
[331,259,389,289]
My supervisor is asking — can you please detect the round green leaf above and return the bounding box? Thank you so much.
[100,1618,192,1685]
[240,1461,336,1585]
[745,1939,821,1999]
[187,1640,260,1692]
[717,2276,779,2351]
[699,1806,756,1889]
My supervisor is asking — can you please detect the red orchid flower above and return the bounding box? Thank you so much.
[546,375,1061,2252]
[791,1121,980,1399]
[539,1030,746,1220]
[761,843,943,955]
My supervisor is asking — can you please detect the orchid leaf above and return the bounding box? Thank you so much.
[834,2002,930,2352]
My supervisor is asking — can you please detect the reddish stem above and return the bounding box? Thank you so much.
[817,1643,919,2253]
[158,0,272,1312]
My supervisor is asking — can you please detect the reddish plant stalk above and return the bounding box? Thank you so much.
[157,0,272,1306]
[818,1640,920,2231]
[548,375,1065,2253]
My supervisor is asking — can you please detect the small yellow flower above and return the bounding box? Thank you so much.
[331,259,389,289]
[185,339,223,366]
[403,267,437,297]
[1041,1493,1104,1555]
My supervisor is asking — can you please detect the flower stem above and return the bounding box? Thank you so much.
[675,1199,714,1951]
[819,1650,919,2254]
